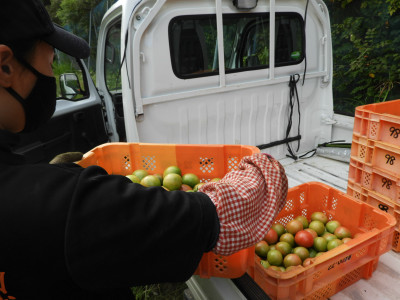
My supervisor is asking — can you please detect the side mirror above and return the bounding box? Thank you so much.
[60,73,82,100]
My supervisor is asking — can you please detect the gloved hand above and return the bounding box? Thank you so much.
[199,153,288,256]
[49,152,84,164]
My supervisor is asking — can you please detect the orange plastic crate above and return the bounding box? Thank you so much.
[347,180,400,252]
[370,140,400,177]
[348,158,400,204]
[350,134,374,164]
[350,134,400,178]
[253,182,396,300]
[78,142,260,278]
[354,99,400,146]
[363,189,400,231]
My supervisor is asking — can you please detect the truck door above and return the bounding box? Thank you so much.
[13,52,110,163]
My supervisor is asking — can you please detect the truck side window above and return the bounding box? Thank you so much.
[104,21,122,93]
[169,13,304,78]
[169,16,218,79]
[275,14,304,65]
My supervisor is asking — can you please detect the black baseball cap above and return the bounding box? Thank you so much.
[0,0,90,59]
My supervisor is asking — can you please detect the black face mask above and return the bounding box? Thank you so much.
[6,58,56,133]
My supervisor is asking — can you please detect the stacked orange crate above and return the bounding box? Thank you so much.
[349,99,400,251]
[253,182,395,300]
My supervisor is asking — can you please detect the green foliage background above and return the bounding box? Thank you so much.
[43,0,116,74]
[324,0,400,115]
[43,0,102,37]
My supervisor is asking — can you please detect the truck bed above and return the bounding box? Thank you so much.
[187,155,400,300]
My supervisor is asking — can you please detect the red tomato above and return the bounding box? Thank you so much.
[294,230,314,248]
[264,229,278,244]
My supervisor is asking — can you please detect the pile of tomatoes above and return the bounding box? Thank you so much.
[255,212,355,272]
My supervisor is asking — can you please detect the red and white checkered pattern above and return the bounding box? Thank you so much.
[200,153,288,256]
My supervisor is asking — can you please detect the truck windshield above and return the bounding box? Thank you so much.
[169,12,304,79]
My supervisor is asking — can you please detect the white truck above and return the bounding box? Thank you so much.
[15,0,400,298]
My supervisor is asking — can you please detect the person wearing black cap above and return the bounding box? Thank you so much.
[0,1,288,299]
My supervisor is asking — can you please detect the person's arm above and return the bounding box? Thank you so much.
[65,165,219,290]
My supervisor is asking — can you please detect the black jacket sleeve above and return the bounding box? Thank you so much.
[65,166,220,290]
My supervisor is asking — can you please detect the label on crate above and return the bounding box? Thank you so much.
[385,154,396,165]
[327,254,352,271]
[389,127,400,139]
[381,178,393,190]
[378,203,390,212]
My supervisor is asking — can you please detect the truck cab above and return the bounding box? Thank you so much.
[96,0,335,161]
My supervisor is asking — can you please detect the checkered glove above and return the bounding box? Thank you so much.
[199,153,288,256]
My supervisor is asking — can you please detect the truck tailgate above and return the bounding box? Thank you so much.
[187,155,400,300]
